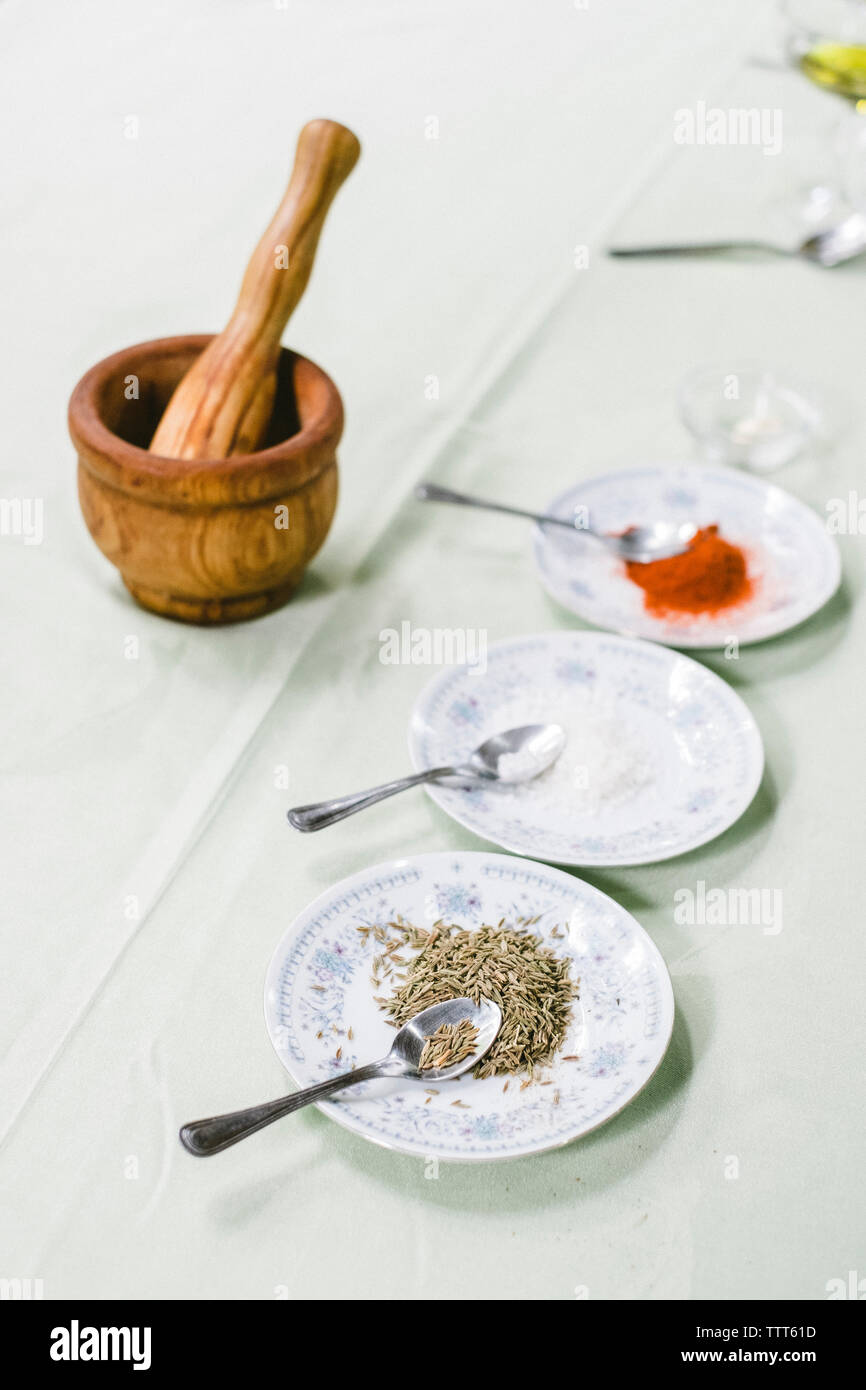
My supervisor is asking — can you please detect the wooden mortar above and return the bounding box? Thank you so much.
[69,335,342,624]
[70,118,359,625]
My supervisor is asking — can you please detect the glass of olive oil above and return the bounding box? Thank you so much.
[778,2,866,226]
[784,0,866,105]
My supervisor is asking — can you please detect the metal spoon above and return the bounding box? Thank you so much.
[179,997,502,1156]
[415,482,696,563]
[607,213,866,267]
[287,722,566,833]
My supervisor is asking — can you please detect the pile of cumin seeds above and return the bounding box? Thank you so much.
[359,917,578,1080]
[418,1019,479,1071]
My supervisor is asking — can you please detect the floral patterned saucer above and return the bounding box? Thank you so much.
[264,851,675,1162]
[533,463,840,648]
[409,631,764,867]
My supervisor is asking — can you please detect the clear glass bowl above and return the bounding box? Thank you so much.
[678,364,823,472]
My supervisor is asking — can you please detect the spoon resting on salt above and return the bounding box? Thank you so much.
[287,723,566,832]
[179,997,502,1156]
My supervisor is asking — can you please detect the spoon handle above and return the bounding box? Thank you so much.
[287,767,459,832]
[415,482,584,533]
[179,1062,386,1156]
[608,239,783,258]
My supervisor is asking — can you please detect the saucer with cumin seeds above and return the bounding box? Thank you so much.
[264,850,675,1162]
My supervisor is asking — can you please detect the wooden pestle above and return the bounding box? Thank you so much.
[149,119,360,460]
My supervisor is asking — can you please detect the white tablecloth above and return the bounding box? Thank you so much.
[2,0,863,1299]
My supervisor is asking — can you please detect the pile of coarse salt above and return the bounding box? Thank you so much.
[480,688,656,818]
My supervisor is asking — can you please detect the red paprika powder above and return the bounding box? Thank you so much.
[624,524,752,618]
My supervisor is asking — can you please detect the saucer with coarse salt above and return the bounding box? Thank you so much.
[408,630,764,867]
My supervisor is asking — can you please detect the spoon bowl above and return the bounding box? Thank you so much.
[610,520,699,564]
[802,213,866,266]
[463,722,566,784]
[390,997,503,1079]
